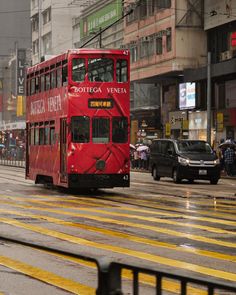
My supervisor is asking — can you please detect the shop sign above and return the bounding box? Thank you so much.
[216,112,223,131]
[169,111,187,129]
[17,49,26,96]
[182,119,189,130]
[189,111,207,130]
[165,123,171,136]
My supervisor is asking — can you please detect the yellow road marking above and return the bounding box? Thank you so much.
[41,250,207,295]
[0,217,236,282]
[1,207,236,263]
[24,194,236,225]
[0,255,94,294]
[0,199,236,249]
[3,193,236,222]
[131,181,236,207]
[93,195,236,222]
[1,195,236,231]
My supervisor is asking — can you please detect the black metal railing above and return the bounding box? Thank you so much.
[0,157,25,168]
[0,235,236,294]
[100,261,236,294]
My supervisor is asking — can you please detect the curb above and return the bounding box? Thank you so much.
[131,169,236,180]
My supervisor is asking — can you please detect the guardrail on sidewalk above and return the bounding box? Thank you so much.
[1,235,236,294]
[0,158,25,168]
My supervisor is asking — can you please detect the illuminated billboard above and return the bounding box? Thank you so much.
[179,82,196,110]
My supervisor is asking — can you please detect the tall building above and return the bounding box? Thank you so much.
[0,0,31,124]
[123,0,206,143]
[30,0,76,65]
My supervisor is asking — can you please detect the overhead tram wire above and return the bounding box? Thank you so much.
[0,4,229,19]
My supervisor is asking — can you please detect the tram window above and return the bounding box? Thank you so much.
[35,76,40,93]
[51,70,56,89]
[112,117,128,143]
[31,78,35,95]
[88,58,114,82]
[45,123,50,145]
[50,127,55,145]
[30,128,34,145]
[40,75,45,92]
[39,127,45,145]
[62,64,68,86]
[45,73,50,90]
[116,59,128,82]
[56,68,62,88]
[35,128,39,145]
[71,116,90,143]
[72,58,85,82]
[27,79,30,96]
[92,118,109,143]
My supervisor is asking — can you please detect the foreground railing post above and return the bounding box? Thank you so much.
[96,258,111,295]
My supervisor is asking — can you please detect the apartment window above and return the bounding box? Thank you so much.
[156,37,163,55]
[32,15,39,32]
[166,28,172,52]
[31,0,36,9]
[140,40,149,58]
[42,7,51,25]
[157,0,171,9]
[140,0,148,18]
[127,6,138,23]
[148,0,155,15]
[130,45,138,63]
[42,32,52,55]
[32,39,39,55]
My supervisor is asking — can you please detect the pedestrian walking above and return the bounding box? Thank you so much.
[224,146,235,176]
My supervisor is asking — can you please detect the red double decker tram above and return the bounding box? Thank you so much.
[26,49,130,189]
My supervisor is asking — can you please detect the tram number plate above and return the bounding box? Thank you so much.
[199,169,207,175]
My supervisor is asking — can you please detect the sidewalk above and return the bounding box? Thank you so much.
[131,168,236,180]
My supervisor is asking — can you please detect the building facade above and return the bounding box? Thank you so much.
[185,0,236,146]
[0,0,31,124]
[123,0,206,143]
[74,0,124,49]
[31,0,76,65]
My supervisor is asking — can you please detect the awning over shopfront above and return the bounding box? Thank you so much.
[184,58,236,82]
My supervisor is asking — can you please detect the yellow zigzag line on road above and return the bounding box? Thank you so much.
[0,216,236,282]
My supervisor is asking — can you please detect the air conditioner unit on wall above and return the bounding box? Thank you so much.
[220,50,233,61]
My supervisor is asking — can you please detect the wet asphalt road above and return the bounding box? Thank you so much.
[0,166,235,294]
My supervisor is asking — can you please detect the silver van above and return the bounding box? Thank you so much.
[149,139,221,184]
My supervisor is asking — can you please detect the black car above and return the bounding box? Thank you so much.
[149,139,221,184]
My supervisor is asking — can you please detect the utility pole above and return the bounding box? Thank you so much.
[207,52,211,145]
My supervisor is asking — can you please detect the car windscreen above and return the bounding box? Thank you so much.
[177,141,213,153]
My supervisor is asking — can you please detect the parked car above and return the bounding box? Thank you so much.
[149,139,221,184]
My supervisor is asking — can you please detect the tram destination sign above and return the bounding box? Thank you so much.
[88,99,113,109]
